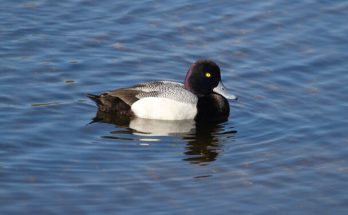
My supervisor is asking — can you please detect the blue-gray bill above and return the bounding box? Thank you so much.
[213,81,238,100]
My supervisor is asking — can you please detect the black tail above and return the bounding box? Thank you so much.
[86,93,132,115]
[87,94,102,106]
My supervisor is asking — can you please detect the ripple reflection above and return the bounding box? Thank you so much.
[91,111,237,165]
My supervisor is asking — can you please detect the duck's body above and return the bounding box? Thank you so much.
[88,81,197,120]
[88,60,237,121]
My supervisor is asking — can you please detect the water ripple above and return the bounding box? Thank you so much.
[1,0,348,214]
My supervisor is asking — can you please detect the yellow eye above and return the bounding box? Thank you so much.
[205,72,211,78]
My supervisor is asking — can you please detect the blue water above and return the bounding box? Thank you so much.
[1,0,348,214]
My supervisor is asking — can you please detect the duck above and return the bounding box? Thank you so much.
[87,59,237,121]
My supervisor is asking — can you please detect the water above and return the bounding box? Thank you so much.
[1,0,348,214]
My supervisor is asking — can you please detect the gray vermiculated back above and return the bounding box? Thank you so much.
[133,81,198,104]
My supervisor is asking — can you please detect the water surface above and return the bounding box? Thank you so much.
[1,0,348,214]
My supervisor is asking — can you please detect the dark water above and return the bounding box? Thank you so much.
[1,0,348,214]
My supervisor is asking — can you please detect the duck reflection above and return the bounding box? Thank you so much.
[182,122,231,165]
[92,111,196,135]
[91,111,237,165]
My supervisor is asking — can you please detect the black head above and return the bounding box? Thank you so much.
[184,60,237,100]
[184,60,221,96]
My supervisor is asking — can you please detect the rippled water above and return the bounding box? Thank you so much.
[1,0,348,214]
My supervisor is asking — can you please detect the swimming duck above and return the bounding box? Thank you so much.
[87,59,237,121]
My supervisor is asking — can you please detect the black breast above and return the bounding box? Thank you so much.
[195,94,230,122]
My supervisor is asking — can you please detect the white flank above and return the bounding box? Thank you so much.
[131,97,197,120]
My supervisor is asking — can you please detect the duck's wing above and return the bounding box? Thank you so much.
[129,81,198,105]
[87,89,139,114]
[88,81,197,114]
[127,81,198,120]
[106,88,141,106]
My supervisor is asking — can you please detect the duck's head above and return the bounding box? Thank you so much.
[184,60,237,100]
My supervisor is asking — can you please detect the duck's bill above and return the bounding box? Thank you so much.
[213,81,238,100]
